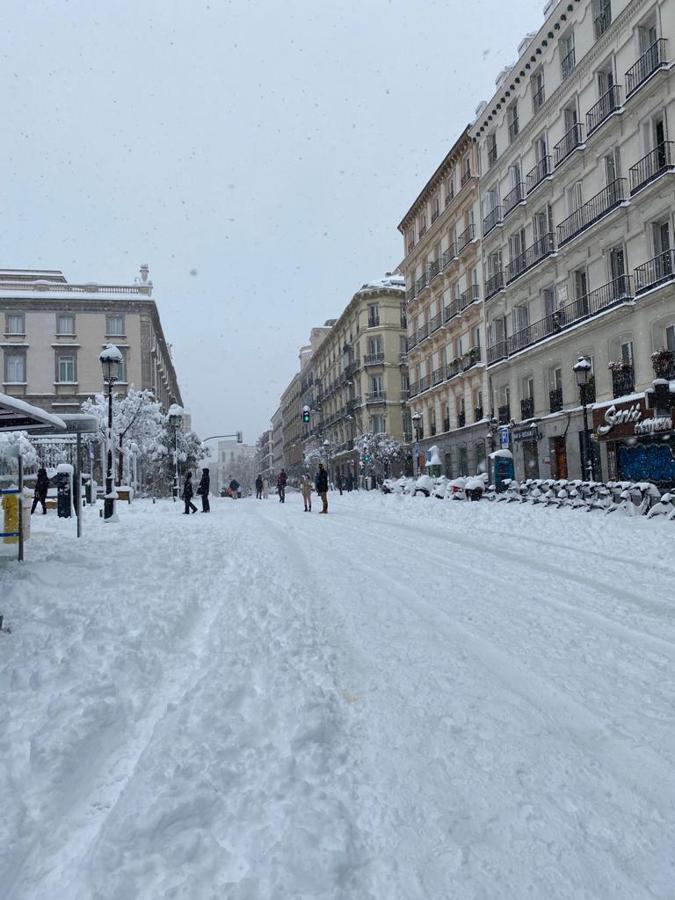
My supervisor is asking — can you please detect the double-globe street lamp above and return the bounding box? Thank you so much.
[99,344,123,521]
[412,411,422,476]
[573,356,596,481]
[167,404,185,502]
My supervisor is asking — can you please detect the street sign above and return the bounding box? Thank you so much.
[499,428,510,448]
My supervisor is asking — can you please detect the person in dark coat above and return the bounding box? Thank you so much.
[197,468,210,513]
[229,478,240,498]
[255,474,263,499]
[31,467,50,515]
[315,463,329,514]
[182,471,198,514]
[277,469,287,503]
[336,472,343,496]
[346,471,354,493]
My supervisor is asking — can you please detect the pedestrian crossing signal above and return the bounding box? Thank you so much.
[302,407,310,424]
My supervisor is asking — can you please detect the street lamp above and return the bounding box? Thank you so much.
[99,344,123,520]
[412,411,422,476]
[573,356,595,481]
[168,404,185,502]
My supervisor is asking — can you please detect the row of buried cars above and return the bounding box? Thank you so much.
[381,474,675,518]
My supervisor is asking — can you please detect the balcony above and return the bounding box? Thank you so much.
[485,270,505,301]
[483,206,503,237]
[446,358,462,380]
[442,418,450,433]
[629,142,674,194]
[532,84,545,114]
[586,84,622,136]
[461,167,472,187]
[526,156,552,194]
[429,258,440,280]
[549,388,563,413]
[611,366,635,399]
[487,144,498,168]
[367,315,380,328]
[508,118,519,144]
[474,406,484,422]
[441,243,457,269]
[635,249,675,294]
[462,346,482,370]
[345,360,360,377]
[498,404,511,425]
[443,303,455,324]
[366,391,387,404]
[457,412,466,428]
[417,322,429,343]
[625,39,668,97]
[363,352,384,366]
[520,397,534,420]
[409,381,419,397]
[406,287,416,303]
[407,334,417,351]
[430,312,442,333]
[415,272,428,294]
[554,123,584,167]
[432,367,444,386]
[506,233,555,283]
[431,207,440,224]
[503,182,525,217]
[557,179,626,246]
[457,223,475,253]
[400,389,410,402]
[653,349,675,380]
[561,47,576,80]
[458,285,480,311]
[495,277,633,362]
[419,375,430,393]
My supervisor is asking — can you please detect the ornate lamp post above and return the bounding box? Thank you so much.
[168,404,185,502]
[412,411,422,476]
[573,356,595,481]
[99,345,122,520]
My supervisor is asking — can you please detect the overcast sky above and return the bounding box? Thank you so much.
[2,0,545,442]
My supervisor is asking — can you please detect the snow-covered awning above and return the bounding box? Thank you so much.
[0,393,67,433]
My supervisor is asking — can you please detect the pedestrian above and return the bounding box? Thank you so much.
[31,467,50,515]
[229,478,240,499]
[262,477,269,499]
[182,471,198,514]
[255,474,263,499]
[300,473,312,511]
[197,467,210,513]
[336,472,343,496]
[346,471,354,493]
[315,462,329,514]
[277,469,287,503]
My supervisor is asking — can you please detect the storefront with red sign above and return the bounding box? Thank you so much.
[592,395,675,485]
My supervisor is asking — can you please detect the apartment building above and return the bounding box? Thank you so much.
[0,266,182,414]
[305,275,409,481]
[399,128,488,476]
[271,406,284,477]
[472,0,675,483]
[281,372,304,476]
[254,429,273,483]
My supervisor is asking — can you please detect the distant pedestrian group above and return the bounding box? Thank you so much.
[182,468,210,514]
[255,474,269,499]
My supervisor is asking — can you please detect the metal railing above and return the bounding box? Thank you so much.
[483,206,503,237]
[458,285,480,311]
[557,179,625,246]
[549,388,563,413]
[428,258,440,279]
[612,367,634,399]
[520,397,534,420]
[508,118,519,144]
[625,39,668,97]
[457,223,475,252]
[419,375,430,392]
[485,270,505,300]
[446,358,462,380]
[488,342,508,364]
[417,322,429,342]
[441,244,457,269]
[409,381,419,397]
[461,167,472,186]
[432,368,444,386]
[554,123,583,166]
[443,304,455,324]
[367,316,380,328]
[629,142,673,193]
[407,334,417,351]
[415,272,428,293]
[586,84,622,135]
[532,84,545,114]
[498,404,511,425]
[430,312,442,332]
[475,407,484,422]
[442,418,450,433]
[561,47,576,80]
[506,233,555,283]
[488,144,498,168]
[363,352,385,365]
[365,391,387,404]
[406,287,416,303]
[526,156,552,193]
[462,346,482,369]
[457,412,466,428]
[503,182,525,216]
[635,249,675,294]
[400,389,410,402]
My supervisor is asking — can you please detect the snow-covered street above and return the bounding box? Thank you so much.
[1,493,675,899]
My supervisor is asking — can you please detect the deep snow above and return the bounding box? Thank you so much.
[1,493,674,899]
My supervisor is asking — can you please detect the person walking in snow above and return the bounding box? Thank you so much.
[197,467,210,513]
[182,471,198,514]
[31,467,50,515]
[336,472,343,496]
[346,471,354,493]
[262,477,269,499]
[255,474,263,499]
[315,462,329,514]
[277,469,287,503]
[300,474,313,512]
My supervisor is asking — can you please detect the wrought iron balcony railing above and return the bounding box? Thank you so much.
[629,142,673,194]
[400,389,410,402]
[586,84,622,135]
[557,179,625,246]
[446,358,462,380]
[506,233,554,283]
[432,367,444,386]
[520,397,534,420]
[443,303,455,324]
[442,418,450,433]
[625,39,668,97]
[430,312,442,333]
[457,223,475,253]
[458,285,480,311]
[483,206,503,237]
[441,243,457,269]
[363,352,385,365]
[417,322,429,342]
[549,388,563,413]
[419,375,430,393]
[457,412,466,428]
[611,367,635,399]
[474,406,484,422]
[498,404,511,425]
[365,391,387,404]
[526,156,552,193]
[461,167,472,186]
[488,342,508,364]
[485,270,505,300]
[409,381,419,397]
[635,249,675,294]
[554,123,584,166]
[428,258,440,279]
[406,287,416,303]
[503,182,525,217]
[415,271,428,294]
[561,47,576,80]
[532,84,545,114]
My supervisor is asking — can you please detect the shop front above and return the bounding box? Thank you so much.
[512,421,541,480]
[593,395,675,487]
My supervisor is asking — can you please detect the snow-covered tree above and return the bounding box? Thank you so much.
[354,432,404,479]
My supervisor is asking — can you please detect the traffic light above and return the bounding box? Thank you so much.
[236,431,243,443]
[362,454,371,464]
[302,406,310,424]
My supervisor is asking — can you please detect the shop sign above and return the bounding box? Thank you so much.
[593,398,674,441]
[512,422,540,443]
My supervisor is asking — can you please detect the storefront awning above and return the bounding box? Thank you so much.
[0,393,67,433]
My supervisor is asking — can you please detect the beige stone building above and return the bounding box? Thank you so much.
[472,0,675,483]
[398,129,488,476]
[0,266,182,414]
[305,275,409,480]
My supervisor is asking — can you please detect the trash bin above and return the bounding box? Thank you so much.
[56,469,72,518]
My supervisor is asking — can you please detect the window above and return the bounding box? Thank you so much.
[593,0,612,39]
[666,324,674,350]
[532,69,545,113]
[56,314,75,336]
[560,31,576,79]
[399,334,407,357]
[370,374,384,396]
[461,155,471,185]
[568,180,583,214]
[5,313,25,335]
[487,132,498,167]
[367,335,383,357]
[371,414,385,434]
[407,229,416,253]
[56,353,76,383]
[118,349,128,382]
[367,303,380,327]
[106,314,125,337]
[418,212,427,236]
[604,148,621,185]
[508,102,519,143]
[431,195,440,222]
[4,352,26,383]
[446,173,455,205]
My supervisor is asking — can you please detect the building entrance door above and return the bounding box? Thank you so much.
[522,440,540,478]
[549,436,568,478]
